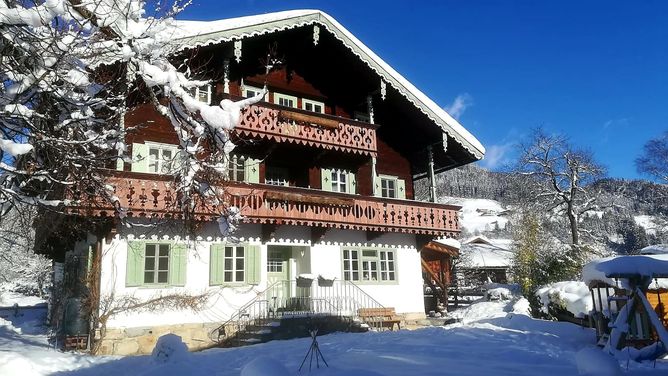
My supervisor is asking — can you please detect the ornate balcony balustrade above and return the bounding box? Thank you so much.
[234,103,378,157]
[75,175,460,237]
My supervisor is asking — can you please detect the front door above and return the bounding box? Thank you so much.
[267,246,291,308]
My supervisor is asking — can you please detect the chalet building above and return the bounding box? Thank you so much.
[41,10,485,355]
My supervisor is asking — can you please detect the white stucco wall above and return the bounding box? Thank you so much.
[98,222,425,329]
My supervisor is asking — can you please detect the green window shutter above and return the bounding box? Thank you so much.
[131,143,149,173]
[374,175,382,197]
[245,245,261,285]
[321,168,332,191]
[126,241,145,287]
[209,244,224,286]
[245,158,260,183]
[169,243,187,286]
[347,171,357,194]
[397,179,406,199]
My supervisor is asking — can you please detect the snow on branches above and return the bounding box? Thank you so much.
[0,0,264,234]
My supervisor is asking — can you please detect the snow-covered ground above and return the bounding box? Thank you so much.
[2,292,667,375]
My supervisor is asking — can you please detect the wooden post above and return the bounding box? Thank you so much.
[427,145,436,203]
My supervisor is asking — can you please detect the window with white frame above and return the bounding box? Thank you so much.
[228,154,246,182]
[273,92,297,108]
[302,98,324,114]
[242,85,264,100]
[265,166,289,186]
[144,243,170,284]
[331,169,348,193]
[343,248,396,282]
[189,85,212,105]
[223,246,245,283]
[147,143,180,174]
[380,176,397,198]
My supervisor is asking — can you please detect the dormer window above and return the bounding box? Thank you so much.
[189,85,212,105]
[302,98,324,114]
[273,92,297,108]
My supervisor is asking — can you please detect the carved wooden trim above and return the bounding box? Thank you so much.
[235,103,378,157]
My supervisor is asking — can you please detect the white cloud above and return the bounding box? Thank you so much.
[480,143,513,170]
[444,93,473,119]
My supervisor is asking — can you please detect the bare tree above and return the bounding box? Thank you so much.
[0,0,265,228]
[636,131,668,184]
[513,129,606,246]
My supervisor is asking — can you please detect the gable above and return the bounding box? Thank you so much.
[170,10,485,167]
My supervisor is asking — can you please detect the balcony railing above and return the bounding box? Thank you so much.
[75,175,460,236]
[234,102,378,157]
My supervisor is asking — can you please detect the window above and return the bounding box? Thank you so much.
[209,244,260,285]
[223,246,245,283]
[331,169,348,193]
[343,248,396,282]
[243,85,265,100]
[273,92,297,108]
[322,168,355,194]
[189,85,212,105]
[126,241,187,287]
[267,250,284,273]
[147,144,180,174]
[302,99,324,114]
[265,166,289,186]
[380,177,397,198]
[144,243,170,284]
[375,175,406,199]
[228,154,246,182]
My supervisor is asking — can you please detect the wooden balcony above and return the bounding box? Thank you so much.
[74,174,460,237]
[235,102,378,157]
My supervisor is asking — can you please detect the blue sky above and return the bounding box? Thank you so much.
[179,1,667,180]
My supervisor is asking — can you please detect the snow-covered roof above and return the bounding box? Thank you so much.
[583,254,668,287]
[434,238,461,250]
[640,244,668,255]
[460,238,513,268]
[170,10,485,160]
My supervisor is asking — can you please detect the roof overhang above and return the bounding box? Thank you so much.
[171,10,485,162]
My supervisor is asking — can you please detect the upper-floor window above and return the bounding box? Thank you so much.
[322,168,356,194]
[302,98,324,114]
[380,176,397,198]
[330,169,348,193]
[375,174,406,199]
[243,85,265,100]
[228,154,246,182]
[273,92,297,108]
[147,143,180,174]
[265,166,289,186]
[189,85,212,105]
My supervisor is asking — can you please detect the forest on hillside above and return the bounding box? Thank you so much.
[415,163,668,254]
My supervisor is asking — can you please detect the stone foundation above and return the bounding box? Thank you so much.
[96,322,221,355]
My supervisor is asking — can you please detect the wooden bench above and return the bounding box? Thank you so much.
[358,307,402,331]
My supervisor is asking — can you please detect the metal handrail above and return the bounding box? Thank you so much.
[209,279,390,345]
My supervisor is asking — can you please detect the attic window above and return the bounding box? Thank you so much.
[273,92,297,108]
[243,85,265,100]
[189,85,211,105]
[302,98,324,114]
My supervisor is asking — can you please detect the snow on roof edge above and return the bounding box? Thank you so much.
[171,10,485,160]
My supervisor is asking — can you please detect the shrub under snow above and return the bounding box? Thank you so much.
[151,334,190,364]
[536,281,592,318]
